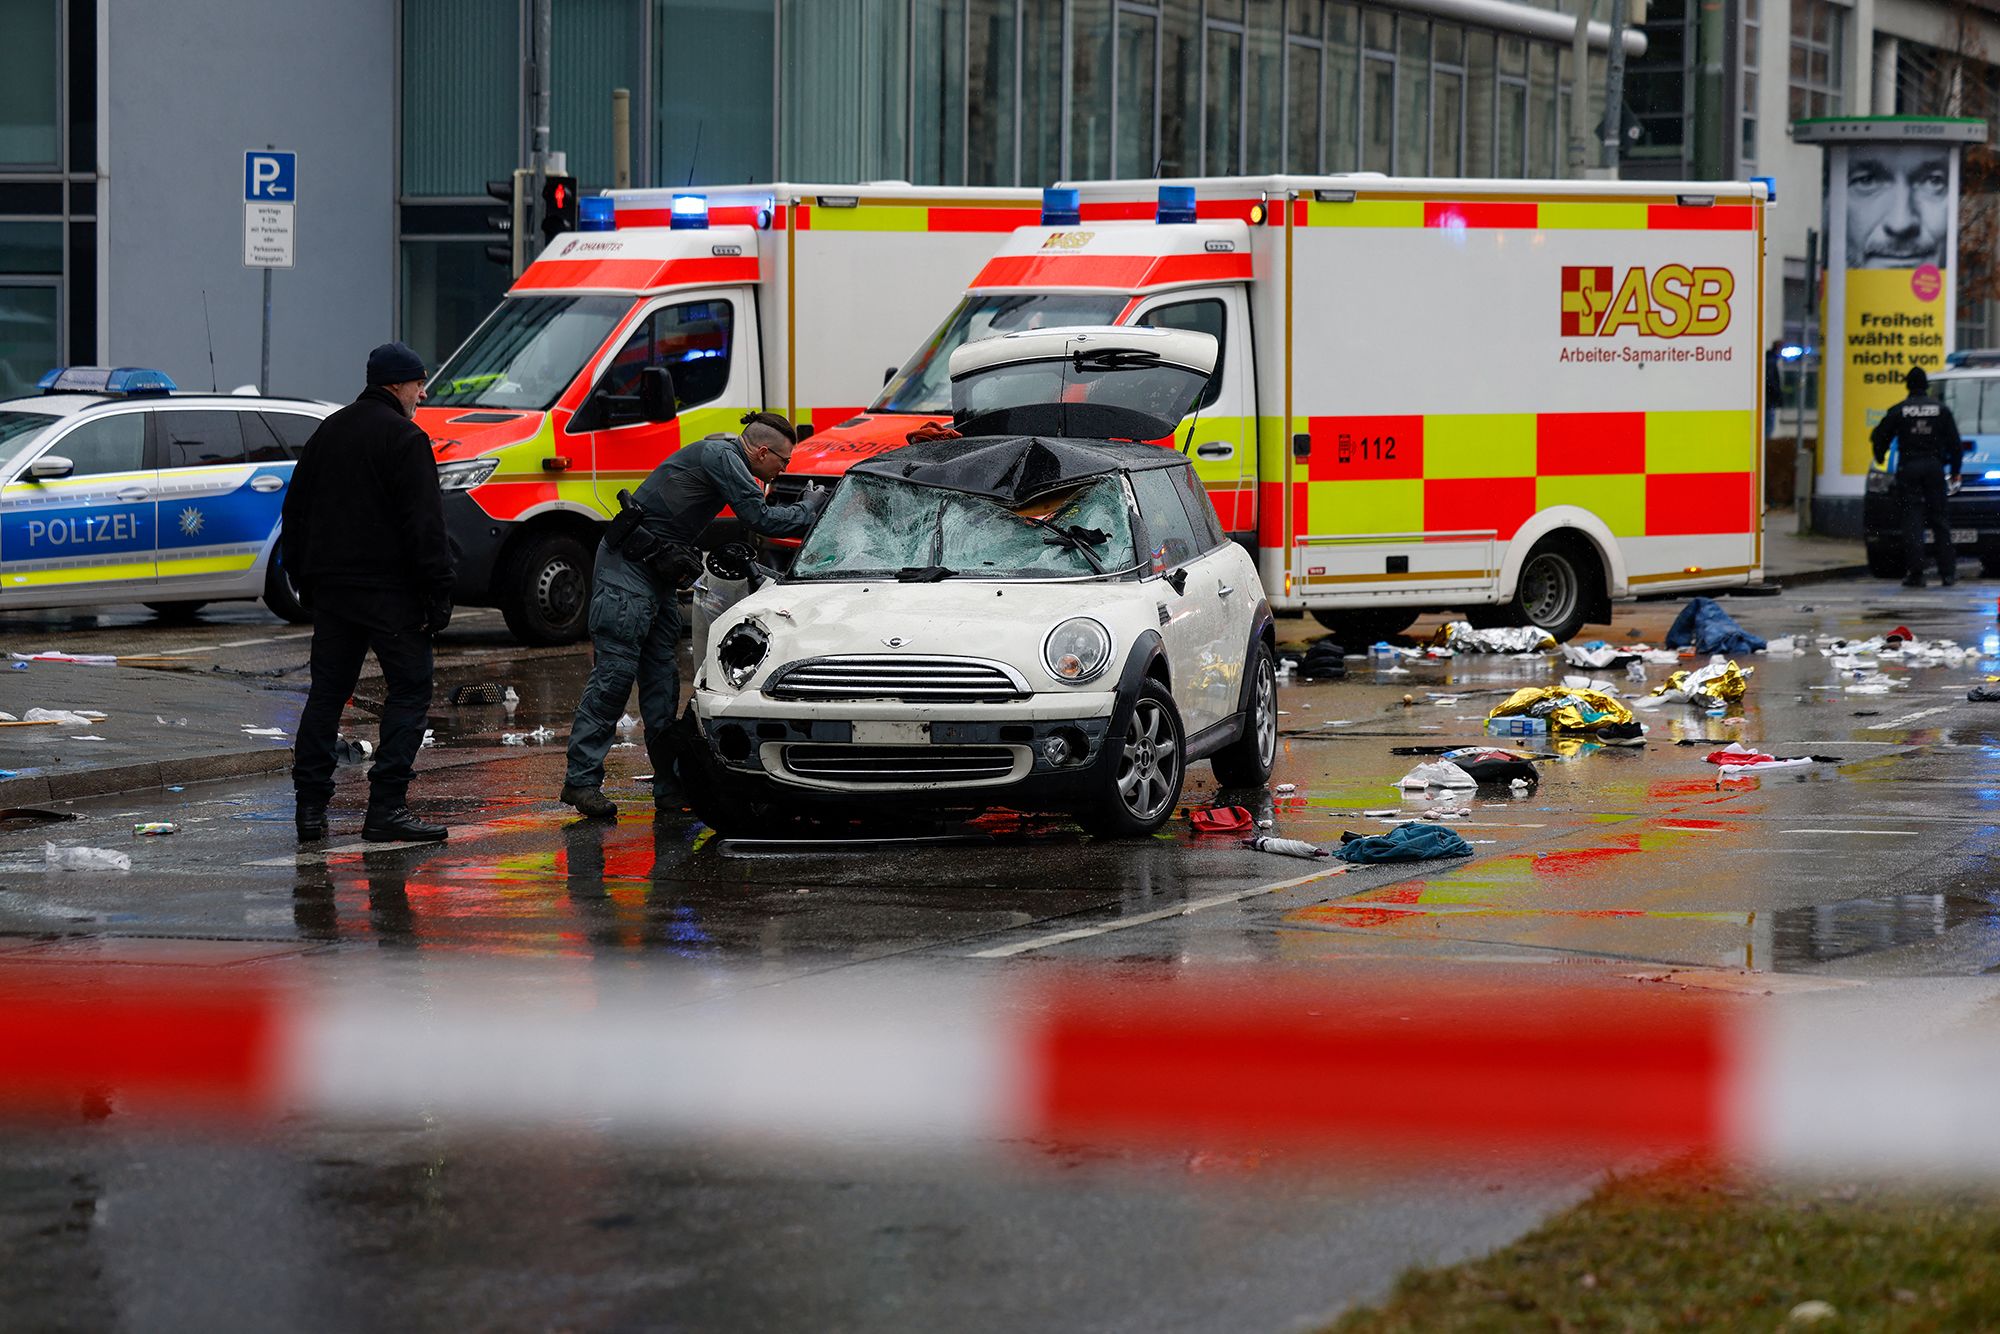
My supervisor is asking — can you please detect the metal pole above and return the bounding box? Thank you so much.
[1567,1,1590,177]
[612,88,631,190]
[529,0,552,245]
[1794,227,1819,535]
[260,140,273,393]
[1600,0,1630,172]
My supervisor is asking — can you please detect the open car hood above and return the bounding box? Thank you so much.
[849,434,1185,506]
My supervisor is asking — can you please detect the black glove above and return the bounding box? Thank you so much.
[799,483,832,517]
[423,595,454,635]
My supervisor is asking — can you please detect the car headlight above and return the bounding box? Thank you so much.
[437,458,499,491]
[1866,467,1893,494]
[1044,617,1112,684]
[717,619,770,688]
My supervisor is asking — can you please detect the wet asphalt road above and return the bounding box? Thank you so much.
[6,579,2000,1331]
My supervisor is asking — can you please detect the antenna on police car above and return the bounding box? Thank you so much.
[200,290,218,393]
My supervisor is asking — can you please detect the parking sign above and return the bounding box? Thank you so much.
[244,151,296,202]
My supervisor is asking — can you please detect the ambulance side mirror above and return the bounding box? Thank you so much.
[27,455,73,481]
[639,367,676,423]
[883,366,897,386]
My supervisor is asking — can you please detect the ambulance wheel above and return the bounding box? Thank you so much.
[144,601,207,622]
[1310,609,1416,644]
[262,554,311,624]
[1507,535,1598,642]
[1868,542,1905,578]
[499,532,592,645]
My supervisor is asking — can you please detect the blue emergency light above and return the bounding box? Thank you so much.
[579,196,616,231]
[1752,175,1777,203]
[1780,344,1804,360]
[670,194,709,230]
[1157,185,1197,224]
[1041,187,1081,227]
[37,367,177,396]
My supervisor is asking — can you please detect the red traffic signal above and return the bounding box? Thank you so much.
[540,174,579,243]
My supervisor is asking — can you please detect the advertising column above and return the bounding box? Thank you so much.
[1791,117,1986,535]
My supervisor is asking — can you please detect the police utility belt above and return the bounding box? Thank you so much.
[605,490,705,588]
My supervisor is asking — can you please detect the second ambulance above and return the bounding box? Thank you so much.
[780,176,1768,643]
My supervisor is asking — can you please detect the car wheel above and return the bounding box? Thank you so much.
[1871,542,1908,578]
[1310,608,1417,645]
[1084,678,1185,838]
[143,601,208,623]
[1211,644,1277,788]
[262,552,311,624]
[1506,536,1598,642]
[499,532,592,645]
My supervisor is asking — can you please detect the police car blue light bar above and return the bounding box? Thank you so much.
[37,367,178,396]
[670,194,709,230]
[580,196,616,232]
[1157,186,1197,224]
[1041,187,1081,227]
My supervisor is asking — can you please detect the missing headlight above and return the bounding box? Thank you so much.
[717,619,769,688]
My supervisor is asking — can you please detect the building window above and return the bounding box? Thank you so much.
[1789,0,1844,121]
[967,0,1019,184]
[1497,35,1527,176]
[1362,10,1393,172]
[399,239,513,372]
[660,0,774,187]
[1432,23,1464,177]
[0,0,59,166]
[1740,0,1758,166]
[1204,12,1245,173]
[1115,3,1162,177]
[1625,0,1689,173]
[1325,2,1359,171]
[0,285,58,398]
[1243,0,1282,172]
[401,0,518,198]
[1398,17,1429,174]
[1285,4,1323,171]
[1464,26,1494,176]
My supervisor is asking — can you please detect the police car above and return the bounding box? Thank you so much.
[1862,350,2000,579]
[0,368,333,621]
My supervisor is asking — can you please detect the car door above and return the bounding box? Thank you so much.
[1128,466,1227,736]
[0,408,157,606]
[152,407,280,599]
[1171,462,1255,725]
[1134,288,1257,536]
[578,294,744,514]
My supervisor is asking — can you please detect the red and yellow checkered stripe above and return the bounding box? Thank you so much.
[1255,410,1756,549]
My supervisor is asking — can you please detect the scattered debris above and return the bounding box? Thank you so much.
[1188,805,1254,835]
[1299,640,1346,679]
[1428,621,1557,655]
[334,737,373,764]
[1398,760,1477,790]
[1664,597,1766,654]
[1242,834,1331,859]
[1487,686,1643,741]
[1971,685,2000,702]
[133,823,177,836]
[1438,747,1540,786]
[502,727,558,745]
[24,708,105,726]
[154,715,188,726]
[449,683,507,705]
[44,843,130,872]
[1336,822,1474,863]
[240,726,287,738]
[1651,659,1752,708]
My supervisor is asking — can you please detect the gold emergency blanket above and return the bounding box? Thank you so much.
[1485,686,1635,733]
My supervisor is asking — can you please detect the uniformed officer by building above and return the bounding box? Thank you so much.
[560,412,827,819]
[1870,364,1966,588]
[284,342,456,843]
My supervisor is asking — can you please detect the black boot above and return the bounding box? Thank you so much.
[560,785,618,819]
[1902,573,1927,588]
[362,807,448,844]
[296,803,328,842]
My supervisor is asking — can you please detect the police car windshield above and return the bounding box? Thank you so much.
[0,411,58,473]
[427,295,632,410]
[790,474,1137,581]
[874,294,1127,414]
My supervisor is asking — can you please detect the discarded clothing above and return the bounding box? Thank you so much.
[1651,659,1752,708]
[1486,685,1642,740]
[1716,757,1814,780]
[1189,805,1254,835]
[1664,597,1766,655]
[1560,641,1636,670]
[1439,747,1539,786]
[1397,760,1477,790]
[1337,822,1474,864]
[1299,639,1347,679]
[1971,686,2000,703]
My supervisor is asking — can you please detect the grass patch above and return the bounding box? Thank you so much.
[1329,1161,2000,1331]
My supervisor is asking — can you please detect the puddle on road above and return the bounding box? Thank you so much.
[1770,892,2000,966]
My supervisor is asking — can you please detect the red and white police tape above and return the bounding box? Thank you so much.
[3,966,1997,1173]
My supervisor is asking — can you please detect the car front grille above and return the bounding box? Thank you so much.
[777,743,1025,786]
[764,656,1029,703]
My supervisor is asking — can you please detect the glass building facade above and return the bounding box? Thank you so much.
[0,0,97,398]
[397,0,1612,363]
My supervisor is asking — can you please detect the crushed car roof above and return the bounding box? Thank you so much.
[850,435,1187,505]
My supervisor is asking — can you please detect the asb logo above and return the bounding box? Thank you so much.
[1561,265,1734,338]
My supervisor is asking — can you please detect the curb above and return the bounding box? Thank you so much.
[1772,563,1871,588]
[0,746,295,807]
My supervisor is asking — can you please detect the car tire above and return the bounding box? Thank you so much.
[1211,644,1277,789]
[1083,678,1185,838]
[1309,608,1417,645]
[1503,535,1599,643]
[499,532,592,645]
[143,601,208,622]
[1869,542,1907,578]
[262,553,311,625]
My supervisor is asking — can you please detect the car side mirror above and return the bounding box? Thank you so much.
[883,366,897,386]
[27,455,73,481]
[1166,568,1189,596]
[797,424,816,443]
[639,366,676,422]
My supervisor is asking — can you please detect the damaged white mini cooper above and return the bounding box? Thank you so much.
[687,326,1275,837]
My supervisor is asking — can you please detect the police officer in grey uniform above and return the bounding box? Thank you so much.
[561,412,828,818]
[1871,365,1966,588]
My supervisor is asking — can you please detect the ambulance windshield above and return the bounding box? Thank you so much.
[427,295,633,410]
[874,294,1126,414]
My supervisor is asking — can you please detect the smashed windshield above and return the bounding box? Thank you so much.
[427,295,633,409]
[875,293,1128,414]
[791,474,1137,581]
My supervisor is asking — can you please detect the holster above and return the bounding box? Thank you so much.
[646,540,705,589]
[605,489,665,562]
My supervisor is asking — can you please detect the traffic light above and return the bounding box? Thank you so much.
[484,171,528,275]
[540,174,579,244]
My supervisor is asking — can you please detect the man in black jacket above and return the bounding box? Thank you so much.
[282,342,456,843]
[1870,364,1966,588]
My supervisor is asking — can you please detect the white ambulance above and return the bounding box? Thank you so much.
[781,176,1769,642]
[422,183,1041,642]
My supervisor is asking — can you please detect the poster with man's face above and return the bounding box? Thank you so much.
[1844,143,1951,269]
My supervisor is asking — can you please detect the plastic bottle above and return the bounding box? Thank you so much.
[1242,835,1330,859]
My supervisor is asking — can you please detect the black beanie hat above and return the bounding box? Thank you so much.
[366,341,427,387]
[1907,365,1929,393]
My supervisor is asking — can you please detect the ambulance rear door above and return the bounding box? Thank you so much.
[1131,285,1257,538]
